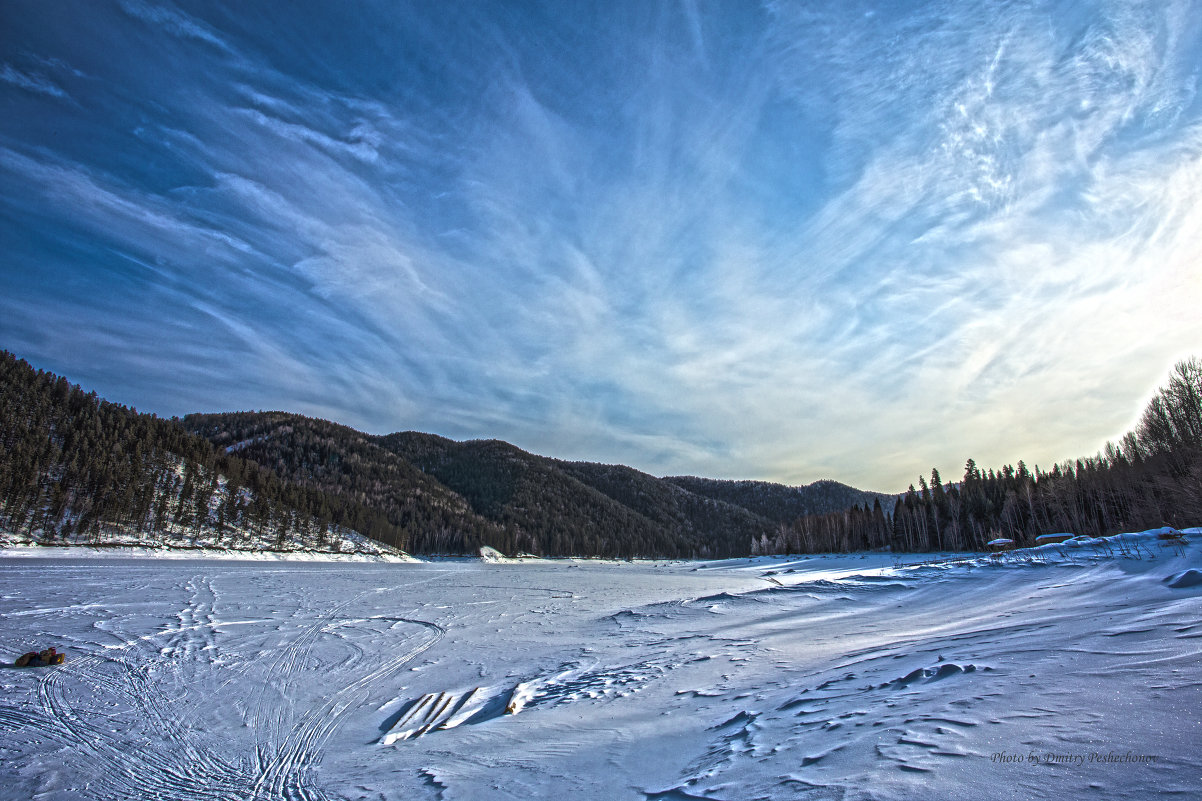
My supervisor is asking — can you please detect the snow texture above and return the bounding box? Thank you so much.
[1,528,1200,799]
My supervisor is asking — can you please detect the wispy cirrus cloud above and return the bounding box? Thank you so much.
[2,0,1200,490]
[118,0,234,53]
[1,63,69,99]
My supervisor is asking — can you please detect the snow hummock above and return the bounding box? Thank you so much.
[478,545,506,562]
[1,526,1199,800]
[1165,568,1202,588]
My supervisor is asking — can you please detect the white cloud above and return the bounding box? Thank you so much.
[0,64,68,98]
[5,0,1201,491]
[0,146,255,260]
[235,107,382,164]
[118,0,232,52]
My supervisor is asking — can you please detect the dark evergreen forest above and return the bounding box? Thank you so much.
[181,417,779,558]
[760,358,1202,554]
[3,349,1198,558]
[0,351,406,551]
[664,476,891,525]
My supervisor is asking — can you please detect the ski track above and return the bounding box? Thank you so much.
[249,604,445,801]
[37,644,247,800]
[9,575,447,801]
[4,537,1200,800]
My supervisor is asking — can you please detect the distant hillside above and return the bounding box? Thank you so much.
[1,350,892,559]
[382,433,775,557]
[172,418,776,558]
[182,417,895,558]
[663,476,893,524]
[175,416,807,558]
[378,432,679,557]
[556,460,777,548]
[183,413,504,555]
[0,352,409,558]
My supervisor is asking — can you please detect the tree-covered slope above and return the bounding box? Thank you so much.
[182,419,886,559]
[379,433,738,558]
[182,413,504,555]
[0,351,406,555]
[2,349,894,559]
[663,475,892,524]
[554,460,777,554]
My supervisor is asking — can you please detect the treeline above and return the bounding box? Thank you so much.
[665,475,892,524]
[179,416,770,559]
[381,435,771,558]
[0,351,405,550]
[183,413,506,555]
[760,358,1202,554]
[17,347,1191,560]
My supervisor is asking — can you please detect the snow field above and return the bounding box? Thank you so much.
[0,529,1199,800]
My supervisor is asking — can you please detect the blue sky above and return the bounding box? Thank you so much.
[2,0,1200,492]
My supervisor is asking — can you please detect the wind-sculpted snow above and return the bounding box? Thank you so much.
[2,529,1201,800]
[1164,569,1202,589]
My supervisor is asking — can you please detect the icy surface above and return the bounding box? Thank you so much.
[1,531,1200,800]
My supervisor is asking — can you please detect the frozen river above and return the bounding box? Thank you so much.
[2,533,1200,800]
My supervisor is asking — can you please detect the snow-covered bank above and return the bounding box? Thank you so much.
[1,526,1199,800]
[0,502,417,563]
[0,523,419,562]
[0,543,419,562]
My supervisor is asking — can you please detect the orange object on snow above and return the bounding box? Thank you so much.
[12,647,64,667]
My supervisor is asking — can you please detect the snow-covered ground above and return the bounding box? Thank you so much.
[0,544,417,563]
[2,529,1200,800]
[0,456,416,562]
[0,514,415,562]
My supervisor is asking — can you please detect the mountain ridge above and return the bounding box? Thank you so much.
[0,349,897,559]
[0,352,411,558]
[181,411,888,558]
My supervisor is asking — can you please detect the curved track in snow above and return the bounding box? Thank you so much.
[22,577,446,801]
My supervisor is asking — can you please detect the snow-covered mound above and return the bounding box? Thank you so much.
[478,545,506,562]
[476,546,545,563]
[0,513,418,562]
[1,525,1198,799]
[1165,568,1202,588]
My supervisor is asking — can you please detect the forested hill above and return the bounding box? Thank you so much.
[179,409,900,558]
[382,432,777,557]
[9,348,1196,559]
[181,413,506,555]
[1,350,888,559]
[663,476,893,524]
[179,419,781,558]
[0,351,408,556]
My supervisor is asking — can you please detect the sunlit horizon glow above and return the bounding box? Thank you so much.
[2,1,1200,493]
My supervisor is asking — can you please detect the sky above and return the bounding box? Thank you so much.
[2,0,1200,492]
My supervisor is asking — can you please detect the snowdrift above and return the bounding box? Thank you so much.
[1,526,1198,800]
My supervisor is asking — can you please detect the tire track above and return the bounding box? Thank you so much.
[30,576,251,800]
[37,647,250,800]
[249,611,445,801]
[20,576,448,801]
